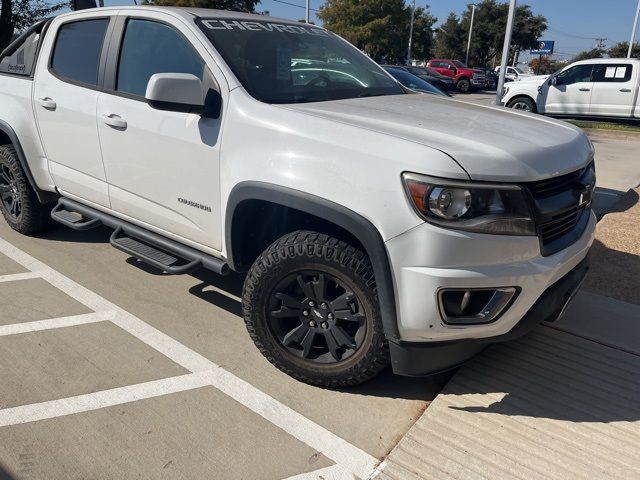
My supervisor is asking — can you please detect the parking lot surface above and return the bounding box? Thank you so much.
[0,223,444,479]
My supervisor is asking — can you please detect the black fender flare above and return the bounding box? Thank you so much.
[226,181,400,341]
[0,120,57,203]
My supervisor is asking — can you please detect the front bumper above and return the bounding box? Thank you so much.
[385,210,596,343]
[389,256,589,376]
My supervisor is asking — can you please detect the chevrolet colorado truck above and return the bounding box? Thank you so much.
[0,7,596,387]
[426,59,487,92]
[502,58,640,119]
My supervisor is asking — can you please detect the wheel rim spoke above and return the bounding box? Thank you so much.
[323,330,341,361]
[0,185,11,196]
[282,323,309,347]
[330,325,356,349]
[274,292,303,309]
[296,274,315,301]
[271,306,301,318]
[329,292,355,311]
[311,273,326,301]
[300,330,316,358]
[335,311,364,324]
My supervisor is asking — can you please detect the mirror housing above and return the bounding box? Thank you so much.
[146,73,206,114]
[550,76,558,86]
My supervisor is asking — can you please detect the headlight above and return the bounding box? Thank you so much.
[402,172,536,235]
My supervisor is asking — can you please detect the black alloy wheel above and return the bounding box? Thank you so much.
[0,164,22,221]
[268,270,367,364]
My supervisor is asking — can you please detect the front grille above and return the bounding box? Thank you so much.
[538,206,583,243]
[525,162,595,256]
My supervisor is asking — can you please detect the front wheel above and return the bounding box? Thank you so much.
[456,78,471,93]
[507,97,537,113]
[242,231,390,387]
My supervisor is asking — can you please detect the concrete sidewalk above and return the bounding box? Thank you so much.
[375,191,640,480]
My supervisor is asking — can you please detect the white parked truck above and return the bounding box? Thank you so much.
[0,7,595,386]
[502,58,640,119]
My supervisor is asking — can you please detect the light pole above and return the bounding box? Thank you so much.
[407,0,416,64]
[495,0,517,105]
[465,4,477,66]
[629,0,640,58]
[305,0,310,23]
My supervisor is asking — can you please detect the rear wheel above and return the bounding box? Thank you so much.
[242,231,390,387]
[0,145,54,234]
[507,96,536,113]
[456,78,471,93]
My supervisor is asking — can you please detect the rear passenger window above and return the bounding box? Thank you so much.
[51,19,109,86]
[116,19,204,98]
[592,64,633,83]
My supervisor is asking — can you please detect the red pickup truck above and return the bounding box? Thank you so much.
[426,59,487,93]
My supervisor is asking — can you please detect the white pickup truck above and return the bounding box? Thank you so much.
[0,6,595,386]
[502,58,640,119]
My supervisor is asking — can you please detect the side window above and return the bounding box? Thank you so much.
[556,64,593,85]
[0,30,41,76]
[50,19,109,86]
[116,19,204,98]
[592,64,633,83]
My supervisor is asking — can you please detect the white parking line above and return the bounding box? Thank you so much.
[283,464,355,480]
[0,271,43,283]
[0,235,379,479]
[0,311,115,337]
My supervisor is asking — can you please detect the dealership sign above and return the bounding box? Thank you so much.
[530,41,555,55]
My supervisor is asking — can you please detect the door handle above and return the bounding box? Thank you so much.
[579,88,591,92]
[37,97,57,110]
[102,114,127,129]
[620,88,632,92]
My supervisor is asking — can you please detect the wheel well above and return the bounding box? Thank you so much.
[229,199,366,271]
[457,76,470,82]
[0,130,11,147]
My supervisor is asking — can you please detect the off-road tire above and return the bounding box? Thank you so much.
[242,231,390,387]
[0,145,53,234]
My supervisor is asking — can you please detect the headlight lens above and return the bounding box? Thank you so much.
[402,172,536,235]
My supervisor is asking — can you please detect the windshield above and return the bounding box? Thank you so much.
[514,67,525,74]
[384,68,446,96]
[453,60,467,68]
[197,18,403,104]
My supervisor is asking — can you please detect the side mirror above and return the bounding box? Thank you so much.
[146,73,206,114]
[550,76,558,86]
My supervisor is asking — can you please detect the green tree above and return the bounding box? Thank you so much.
[317,0,436,64]
[143,0,260,13]
[608,41,640,58]
[433,12,464,59]
[0,0,65,53]
[456,0,547,67]
[572,48,605,62]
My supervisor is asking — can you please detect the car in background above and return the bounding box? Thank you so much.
[474,68,503,90]
[495,65,534,82]
[427,59,487,92]
[393,65,455,91]
[501,58,640,119]
[383,67,449,96]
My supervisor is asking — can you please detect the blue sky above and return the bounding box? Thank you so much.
[259,0,639,60]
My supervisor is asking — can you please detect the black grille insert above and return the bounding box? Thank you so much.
[525,162,595,255]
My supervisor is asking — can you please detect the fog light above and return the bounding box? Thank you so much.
[438,287,518,325]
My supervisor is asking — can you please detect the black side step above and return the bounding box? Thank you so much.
[51,203,102,231]
[51,198,229,276]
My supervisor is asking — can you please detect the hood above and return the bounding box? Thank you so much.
[513,74,550,84]
[283,94,593,182]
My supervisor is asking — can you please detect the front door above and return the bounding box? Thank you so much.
[544,63,594,115]
[589,63,636,117]
[33,16,113,207]
[97,14,226,251]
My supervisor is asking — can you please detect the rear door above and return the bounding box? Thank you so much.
[544,63,594,115]
[96,12,226,251]
[33,14,113,207]
[589,63,636,117]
